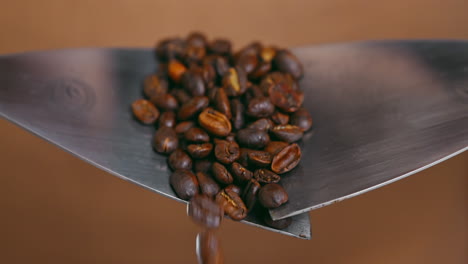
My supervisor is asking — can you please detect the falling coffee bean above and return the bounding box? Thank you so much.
[258,183,288,208]
[196,230,224,264]
[170,169,199,200]
[152,126,178,154]
[132,99,160,125]
[188,194,223,229]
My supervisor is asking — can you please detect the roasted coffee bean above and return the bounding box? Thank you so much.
[230,162,253,183]
[159,111,176,128]
[263,212,292,230]
[236,42,262,59]
[237,53,258,75]
[187,143,213,159]
[274,49,303,79]
[178,96,209,120]
[170,169,199,200]
[209,39,232,56]
[260,46,276,63]
[245,85,265,102]
[237,148,266,167]
[168,149,192,171]
[168,59,187,83]
[151,93,179,111]
[254,169,280,184]
[247,118,274,131]
[290,107,313,131]
[249,61,271,80]
[236,128,270,149]
[271,125,304,143]
[132,99,160,125]
[201,63,216,87]
[215,189,247,221]
[196,230,224,264]
[246,97,275,118]
[243,179,261,211]
[185,127,210,143]
[188,194,223,229]
[194,160,213,174]
[152,126,178,154]
[271,111,289,125]
[214,88,232,119]
[225,133,236,142]
[171,88,191,105]
[230,99,245,130]
[186,32,208,48]
[182,68,206,96]
[224,184,242,195]
[214,139,240,165]
[207,87,218,103]
[261,72,303,112]
[198,108,232,137]
[143,74,168,99]
[196,172,220,197]
[222,67,248,96]
[271,143,301,174]
[175,121,196,135]
[258,183,288,208]
[204,55,230,79]
[264,141,289,156]
[155,37,185,62]
[248,151,272,167]
[212,162,233,185]
[183,45,206,64]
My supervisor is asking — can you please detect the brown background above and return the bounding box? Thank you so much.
[0,0,467,263]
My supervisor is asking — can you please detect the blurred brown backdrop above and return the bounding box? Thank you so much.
[0,0,467,263]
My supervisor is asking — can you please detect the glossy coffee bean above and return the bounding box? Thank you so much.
[175,121,196,135]
[214,139,240,165]
[168,59,187,83]
[187,143,213,159]
[188,194,223,229]
[247,118,274,131]
[152,126,178,154]
[196,172,220,197]
[254,169,280,184]
[170,169,199,200]
[271,125,304,143]
[209,39,232,56]
[230,162,253,183]
[242,179,261,211]
[183,45,206,64]
[271,111,289,125]
[143,74,168,99]
[185,127,210,142]
[222,67,248,96]
[248,61,271,81]
[214,88,232,119]
[194,159,213,173]
[178,96,209,120]
[168,148,192,171]
[182,69,206,96]
[215,188,247,221]
[258,183,288,208]
[248,151,272,167]
[237,53,258,75]
[212,162,233,185]
[230,99,245,130]
[196,230,224,264]
[263,212,292,230]
[263,73,304,112]
[204,55,230,79]
[159,111,176,128]
[171,88,191,105]
[236,42,262,59]
[274,49,303,79]
[198,108,232,137]
[236,128,270,149]
[186,32,208,48]
[264,141,289,156]
[271,143,301,174]
[151,93,179,111]
[290,107,313,131]
[224,185,242,195]
[201,63,216,87]
[132,99,160,125]
[155,37,185,62]
[246,97,275,118]
[260,46,277,63]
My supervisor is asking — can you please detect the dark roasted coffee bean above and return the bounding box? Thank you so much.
[171,88,191,105]
[260,46,277,63]
[271,125,304,143]
[237,53,258,75]
[182,68,206,96]
[196,230,224,264]
[249,61,271,80]
[222,66,248,96]
[264,141,289,156]
[230,99,245,130]
[214,139,240,165]
[152,126,178,154]
[209,39,232,56]
[230,162,253,183]
[175,121,196,135]
[188,194,223,229]
[258,183,288,208]
[178,96,209,120]
[195,159,213,174]
[290,107,313,131]
[198,108,232,137]
[212,162,233,185]
[186,32,208,48]
[155,38,185,62]
[187,143,213,159]
[168,59,187,83]
[215,189,247,221]
[271,111,289,125]
[207,86,218,103]
[263,212,292,230]
[247,118,274,131]
[204,55,230,79]
[271,143,301,174]
[225,184,242,195]
[254,169,280,184]
[248,151,272,167]
[185,127,210,142]
[201,64,216,88]
[246,97,275,118]
[274,49,303,79]
[243,179,261,211]
[143,74,168,99]
[196,172,220,197]
[151,93,179,111]
[263,72,304,112]
[132,99,160,125]
[183,45,206,64]
[169,169,198,200]
[168,149,192,171]
[214,88,232,119]
[236,42,262,59]
[158,111,176,128]
[236,128,270,149]
[237,148,252,167]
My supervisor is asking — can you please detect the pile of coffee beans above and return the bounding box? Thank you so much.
[132,32,312,262]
